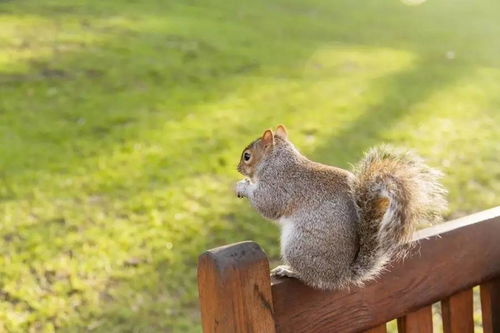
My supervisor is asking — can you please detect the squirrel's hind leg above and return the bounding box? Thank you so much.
[271,265,299,278]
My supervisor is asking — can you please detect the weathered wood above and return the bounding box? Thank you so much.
[198,241,276,333]
[441,288,473,333]
[481,277,500,333]
[271,207,500,333]
[364,323,387,333]
[397,305,433,333]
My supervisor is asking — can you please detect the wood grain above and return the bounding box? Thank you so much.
[271,207,500,333]
[397,305,433,333]
[364,324,387,333]
[481,277,500,333]
[198,241,276,333]
[441,288,473,333]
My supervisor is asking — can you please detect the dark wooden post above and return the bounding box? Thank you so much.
[441,288,474,333]
[481,277,500,333]
[397,305,433,333]
[198,241,276,333]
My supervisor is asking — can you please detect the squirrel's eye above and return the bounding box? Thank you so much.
[243,152,251,161]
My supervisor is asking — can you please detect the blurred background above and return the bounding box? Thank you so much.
[0,0,499,331]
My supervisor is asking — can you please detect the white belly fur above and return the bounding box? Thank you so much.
[279,217,294,255]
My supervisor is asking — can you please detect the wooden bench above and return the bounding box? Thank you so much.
[197,207,500,332]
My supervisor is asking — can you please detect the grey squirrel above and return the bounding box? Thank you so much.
[235,125,447,290]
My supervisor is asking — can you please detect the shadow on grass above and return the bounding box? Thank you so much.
[310,58,469,168]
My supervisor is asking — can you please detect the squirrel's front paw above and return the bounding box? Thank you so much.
[235,179,250,198]
[271,265,299,279]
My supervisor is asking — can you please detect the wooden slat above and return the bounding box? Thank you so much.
[481,277,500,333]
[441,288,473,333]
[364,323,387,333]
[397,305,433,333]
[271,207,500,333]
[198,241,276,333]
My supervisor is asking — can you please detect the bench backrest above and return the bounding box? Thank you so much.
[198,207,500,332]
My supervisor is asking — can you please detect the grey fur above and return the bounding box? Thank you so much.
[236,137,447,290]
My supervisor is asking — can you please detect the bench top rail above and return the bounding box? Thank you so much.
[198,206,500,332]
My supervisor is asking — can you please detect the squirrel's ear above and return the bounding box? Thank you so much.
[275,124,288,139]
[261,129,274,147]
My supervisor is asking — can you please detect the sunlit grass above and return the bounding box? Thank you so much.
[0,0,499,331]
[385,66,500,214]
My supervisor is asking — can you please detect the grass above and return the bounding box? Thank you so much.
[0,0,499,331]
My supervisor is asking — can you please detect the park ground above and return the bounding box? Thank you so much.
[0,0,499,331]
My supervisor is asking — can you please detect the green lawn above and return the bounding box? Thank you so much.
[0,0,499,331]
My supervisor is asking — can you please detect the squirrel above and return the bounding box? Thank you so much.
[235,125,447,290]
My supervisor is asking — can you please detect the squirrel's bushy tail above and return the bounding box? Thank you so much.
[350,145,447,285]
